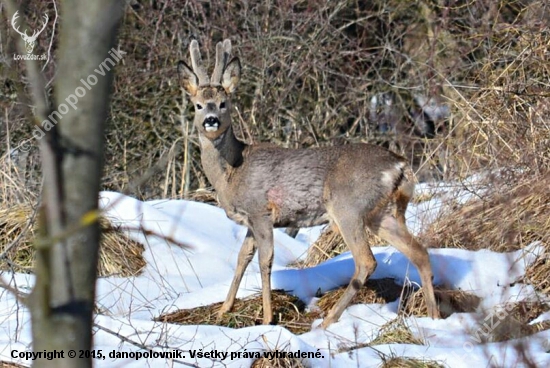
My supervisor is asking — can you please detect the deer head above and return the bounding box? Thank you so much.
[178,39,241,142]
[11,11,49,54]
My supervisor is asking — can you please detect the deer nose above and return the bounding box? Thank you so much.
[203,116,220,132]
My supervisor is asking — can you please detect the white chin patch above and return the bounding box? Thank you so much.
[205,124,219,132]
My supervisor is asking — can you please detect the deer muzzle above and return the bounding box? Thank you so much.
[203,116,220,132]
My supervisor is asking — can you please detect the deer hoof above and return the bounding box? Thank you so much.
[216,305,231,322]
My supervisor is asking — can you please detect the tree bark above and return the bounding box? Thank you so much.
[4,1,126,367]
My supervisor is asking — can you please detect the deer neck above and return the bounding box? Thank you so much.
[199,125,246,190]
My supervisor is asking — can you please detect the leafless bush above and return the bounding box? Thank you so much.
[3,0,547,200]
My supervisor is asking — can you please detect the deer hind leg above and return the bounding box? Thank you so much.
[321,207,377,328]
[372,191,440,319]
[218,229,257,319]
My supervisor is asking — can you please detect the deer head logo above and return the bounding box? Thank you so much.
[11,11,49,54]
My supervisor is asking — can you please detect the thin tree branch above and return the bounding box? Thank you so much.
[94,323,199,368]
[42,0,58,76]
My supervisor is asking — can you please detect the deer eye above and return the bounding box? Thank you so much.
[196,104,203,110]
[219,102,226,109]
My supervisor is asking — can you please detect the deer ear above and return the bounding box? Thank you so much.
[221,57,241,94]
[178,61,199,96]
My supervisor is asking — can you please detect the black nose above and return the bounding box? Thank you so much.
[204,116,219,125]
[203,116,220,131]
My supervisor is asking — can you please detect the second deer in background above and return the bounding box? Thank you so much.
[177,39,440,328]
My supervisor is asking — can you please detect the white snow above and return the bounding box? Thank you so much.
[1,185,548,367]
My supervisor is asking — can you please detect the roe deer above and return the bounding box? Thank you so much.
[178,39,440,328]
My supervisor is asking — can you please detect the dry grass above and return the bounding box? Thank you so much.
[1,2,549,364]
[335,318,426,360]
[421,173,550,305]
[2,0,548,296]
[185,188,218,204]
[318,280,480,319]
[524,253,550,296]
[302,172,549,270]
[0,203,145,277]
[300,224,383,268]
[378,357,445,368]
[4,1,548,199]
[155,290,320,335]
[252,355,305,368]
[0,363,26,368]
[403,288,480,319]
[335,317,445,366]
[317,278,406,312]
[156,278,480,336]
[98,217,146,277]
[369,318,424,346]
[299,225,347,268]
[422,175,550,253]
[487,301,550,343]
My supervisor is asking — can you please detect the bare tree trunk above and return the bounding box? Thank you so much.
[5,1,125,367]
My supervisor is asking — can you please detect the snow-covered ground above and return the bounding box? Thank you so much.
[1,184,549,367]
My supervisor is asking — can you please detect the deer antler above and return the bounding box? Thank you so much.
[11,11,48,41]
[211,39,232,86]
[11,11,27,38]
[189,40,210,86]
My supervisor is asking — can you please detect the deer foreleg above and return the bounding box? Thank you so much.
[218,230,256,319]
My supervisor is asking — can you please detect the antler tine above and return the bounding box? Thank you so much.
[189,40,209,86]
[11,11,25,37]
[38,14,49,34]
[211,39,232,86]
